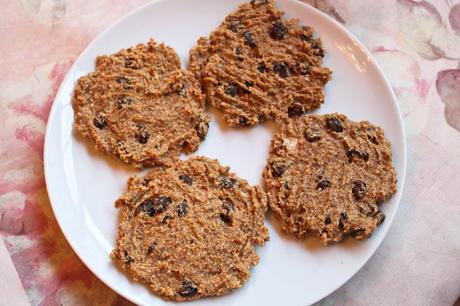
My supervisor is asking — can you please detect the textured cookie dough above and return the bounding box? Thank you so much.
[73,40,210,168]
[263,114,397,244]
[111,156,269,301]
[189,0,331,127]
[95,39,181,77]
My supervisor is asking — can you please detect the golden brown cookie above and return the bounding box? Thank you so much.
[189,0,331,127]
[111,156,269,301]
[263,114,397,244]
[73,40,210,168]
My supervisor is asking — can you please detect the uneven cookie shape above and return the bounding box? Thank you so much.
[189,0,331,127]
[263,114,397,244]
[95,39,181,78]
[73,40,209,168]
[111,157,269,301]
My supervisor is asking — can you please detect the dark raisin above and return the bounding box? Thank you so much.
[137,196,171,217]
[225,83,238,97]
[243,31,256,47]
[367,129,379,144]
[347,149,369,163]
[284,181,290,189]
[124,251,133,264]
[115,76,128,84]
[368,134,379,144]
[271,163,286,178]
[361,152,369,161]
[181,141,190,149]
[270,20,288,40]
[115,76,132,90]
[222,201,234,211]
[177,201,188,218]
[346,149,358,162]
[273,62,290,78]
[244,81,253,87]
[350,229,365,239]
[316,170,324,180]
[300,33,313,41]
[125,57,140,69]
[376,211,386,225]
[179,174,193,186]
[178,85,187,97]
[238,117,249,126]
[93,115,106,129]
[146,241,157,255]
[220,213,232,225]
[311,40,325,57]
[338,212,348,229]
[154,196,172,214]
[142,178,150,186]
[235,47,243,55]
[310,40,320,48]
[339,221,344,229]
[220,177,236,188]
[316,180,331,191]
[136,129,150,144]
[228,20,240,32]
[363,203,379,217]
[352,180,367,200]
[287,104,304,118]
[315,48,325,57]
[240,81,252,95]
[305,128,321,142]
[257,63,267,73]
[179,280,198,297]
[325,215,332,225]
[116,96,134,109]
[194,119,209,140]
[161,215,172,224]
[136,199,155,216]
[326,117,343,132]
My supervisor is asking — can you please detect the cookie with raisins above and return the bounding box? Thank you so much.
[189,0,331,127]
[73,39,209,168]
[263,113,397,244]
[111,156,269,301]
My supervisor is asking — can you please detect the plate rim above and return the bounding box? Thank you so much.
[43,0,408,304]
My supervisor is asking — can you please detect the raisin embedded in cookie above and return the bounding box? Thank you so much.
[263,114,397,244]
[189,0,331,127]
[111,156,269,301]
[73,40,210,168]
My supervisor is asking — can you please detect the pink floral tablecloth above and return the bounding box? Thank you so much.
[1,0,459,305]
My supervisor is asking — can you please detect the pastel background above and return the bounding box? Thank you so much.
[0,0,459,305]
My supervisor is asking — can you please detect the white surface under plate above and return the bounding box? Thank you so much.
[44,0,407,305]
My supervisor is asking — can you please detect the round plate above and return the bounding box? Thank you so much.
[44,0,407,305]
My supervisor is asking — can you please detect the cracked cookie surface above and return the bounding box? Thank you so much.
[111,156,269,301]
[263,114,397,244]
[73,40,209,168]
[189,0,331,127]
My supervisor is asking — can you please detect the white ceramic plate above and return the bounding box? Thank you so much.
[44,0,407,305]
